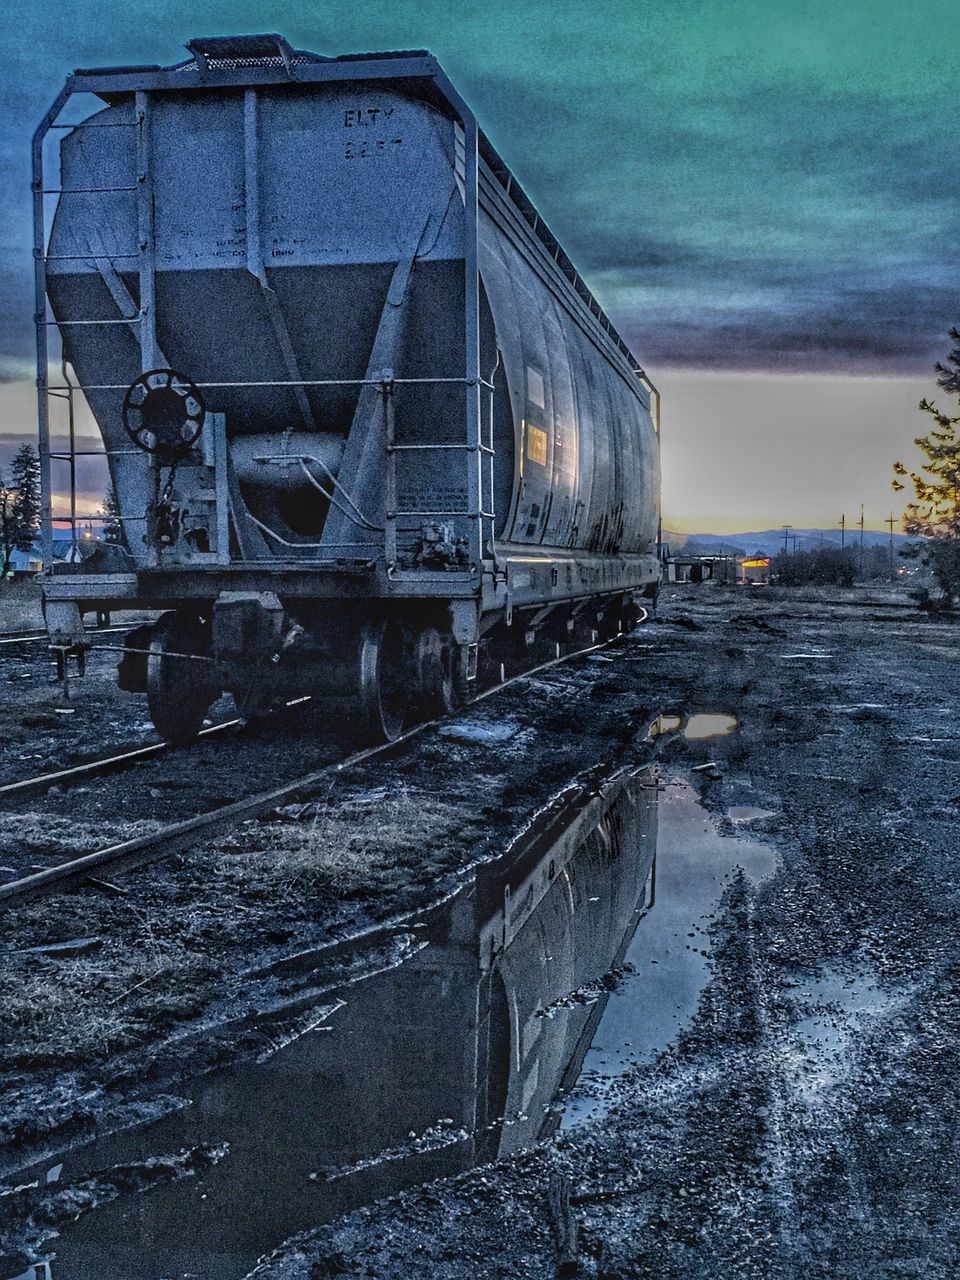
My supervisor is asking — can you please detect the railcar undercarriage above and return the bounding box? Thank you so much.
[47,584,652,744]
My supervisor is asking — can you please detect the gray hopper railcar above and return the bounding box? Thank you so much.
[34,34,661,742]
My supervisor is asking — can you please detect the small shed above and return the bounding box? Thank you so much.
[740,556,771,584]
[663,554,738,586]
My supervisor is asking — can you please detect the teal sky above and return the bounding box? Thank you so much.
[0,0,956,529]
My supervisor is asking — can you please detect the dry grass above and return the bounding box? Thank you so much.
[0,901,216,1070]
[0,786,467,1074]
[0,959,134,1063]
[215,785,465,899]
[0,811,163,862]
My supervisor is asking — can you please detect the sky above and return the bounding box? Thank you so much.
[0,0,957,532]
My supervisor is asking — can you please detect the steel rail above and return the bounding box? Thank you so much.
[0,718,238,801]
[0,630,634,907]
[0,630,54,647]
[0,695,314,801]
[0,624,128,649]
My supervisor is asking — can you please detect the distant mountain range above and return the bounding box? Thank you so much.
[663,528,912,558]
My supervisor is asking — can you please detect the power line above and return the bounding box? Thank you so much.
[886,512,896,580]
[859,504,865,577]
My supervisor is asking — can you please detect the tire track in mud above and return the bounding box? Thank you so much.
[776,959,960,1278]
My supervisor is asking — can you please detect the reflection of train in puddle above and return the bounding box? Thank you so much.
[7,770,657,1279]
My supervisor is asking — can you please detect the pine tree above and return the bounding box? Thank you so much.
[893,328,960,604]
[0,473,14,579]
[0,445,41,578]
[10,444,40,549]
[98,482,123,544]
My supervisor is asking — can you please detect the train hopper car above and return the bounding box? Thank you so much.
[34,34,661,742]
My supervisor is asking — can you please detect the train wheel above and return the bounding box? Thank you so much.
[147,611,218,745]
[410,626,457,718]
[356,618,407,743]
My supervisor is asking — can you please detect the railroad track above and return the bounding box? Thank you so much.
[0,624,129,648]
[0,695,314,802]
[0,631,631,908]
[0,716,240,802]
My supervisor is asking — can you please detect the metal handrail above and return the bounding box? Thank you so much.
[388,442,495,454]
[41,317,142,326]
[49,449,142,458]
[43,376,497,391]
[51,512,146,524]
[47,121,137,129]
[44,252,139,261]
[40,186,139,194]
[391,509,496,519]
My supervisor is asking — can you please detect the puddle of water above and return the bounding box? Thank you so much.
[563,781,777,1127]
[6,773,777,1278]
[684,713,738,740]
[794,967,891,1046]
[649,712,738,741]
[789,964,904,1101]
[437,718,519,745]
[8,774,658,1278]
[727,805,776,823]
[649,713,683,736]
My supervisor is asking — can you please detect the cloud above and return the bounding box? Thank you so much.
[603,274,958,375]
[0,2,956,380]
[487,73,959,375]
[0,358,34,385]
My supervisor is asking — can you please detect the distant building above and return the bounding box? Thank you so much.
[4,523,105,578]
[7,546,44,577]
[740,556,771,584]
[663,553,738,585]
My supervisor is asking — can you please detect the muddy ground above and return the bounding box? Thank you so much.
[248,585,960,1280]
[3,584,960,1277]
[0,591,160,786]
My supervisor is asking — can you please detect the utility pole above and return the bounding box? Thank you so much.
[886,512,896,581]
[840,513,845,549]
[859,504,865,578]
[782,524,792,554]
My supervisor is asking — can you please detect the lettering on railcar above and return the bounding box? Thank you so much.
[342,105,404,159]
[344,137,405,160]
[343,107,396,127]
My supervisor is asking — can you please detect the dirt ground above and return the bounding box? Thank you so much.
[0,581,44,633]
[0,590,162,785]
[3,584,960,1277]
